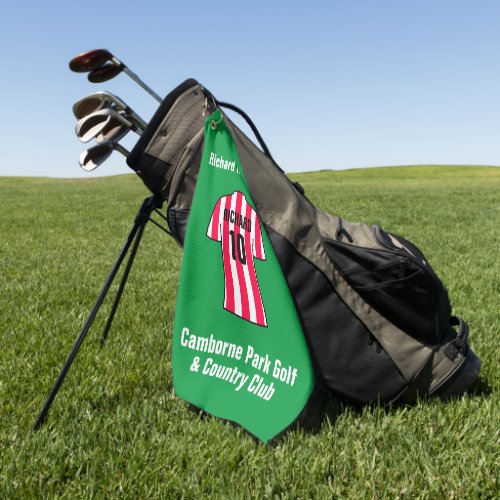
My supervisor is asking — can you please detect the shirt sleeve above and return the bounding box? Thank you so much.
[207,197,223,241]
[252,208,266,261]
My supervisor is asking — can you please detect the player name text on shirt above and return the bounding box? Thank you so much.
[223,208,252,232]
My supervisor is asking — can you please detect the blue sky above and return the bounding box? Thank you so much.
[1,1,499,177]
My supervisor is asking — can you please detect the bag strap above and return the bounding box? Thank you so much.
[215,99,307,197]
[445,316,469,360]
[218,101,284,173]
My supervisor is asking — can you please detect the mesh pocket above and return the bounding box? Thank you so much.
[325,240,440,345]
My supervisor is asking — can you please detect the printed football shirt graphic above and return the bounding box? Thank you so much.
[207,191,267,327]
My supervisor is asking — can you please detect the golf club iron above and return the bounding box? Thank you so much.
[95,121,133,145]
[73,90,147,130]
[75,108,143,143]
[69,49,162,103]
[79,140,129,172]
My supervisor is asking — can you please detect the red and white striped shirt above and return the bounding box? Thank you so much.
[207,191,267,327]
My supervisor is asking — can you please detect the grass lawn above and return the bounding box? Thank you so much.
[0,166,498,498]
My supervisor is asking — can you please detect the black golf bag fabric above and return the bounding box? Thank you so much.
[127,79,480,404]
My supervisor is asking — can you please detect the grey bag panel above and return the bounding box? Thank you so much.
[130,83,206,201]
[127,79,202,198]
[145,85,206,167]
[315,210,341,241]
[316,210,386,250]
[168,129,204,210]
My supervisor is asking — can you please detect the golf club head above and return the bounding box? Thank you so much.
[79,141,129,172]
[79,143,113,171]
[72,91,147,130]
[75,108,133,143]
[69,49,113,73]
[88,63,123,83]
[72,91,128,119]
[95,122,130,144]
[71,48,162,102]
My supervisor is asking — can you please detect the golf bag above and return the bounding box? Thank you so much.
[127,79,480,405]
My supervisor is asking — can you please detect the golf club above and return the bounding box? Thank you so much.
[87,63,122,83]
[75,108,142,143]
[69,49,162,103]
[79,141,129,172]
[73,91,147,130]
[95,120,133,145]
[68,49,111,73]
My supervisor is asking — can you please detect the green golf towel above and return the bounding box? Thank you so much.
[172,109,314,442]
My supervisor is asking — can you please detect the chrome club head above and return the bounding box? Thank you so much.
[78,140,129,172]
[72,91,147,130]
[75,108,142,143]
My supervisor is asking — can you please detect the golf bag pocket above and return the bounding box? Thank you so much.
[323,220,451,347]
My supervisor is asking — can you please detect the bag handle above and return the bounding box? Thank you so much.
[218,101,284,173]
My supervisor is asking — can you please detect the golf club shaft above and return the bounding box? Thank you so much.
[127,111,147,130]
[129,121,144,136]
[115,143,130,157]
[111,56,162,103]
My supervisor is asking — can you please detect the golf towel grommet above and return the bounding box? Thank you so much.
[210,112,223,130]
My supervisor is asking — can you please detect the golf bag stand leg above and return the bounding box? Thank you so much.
[33,194,163,430]
[100,217,147,347]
